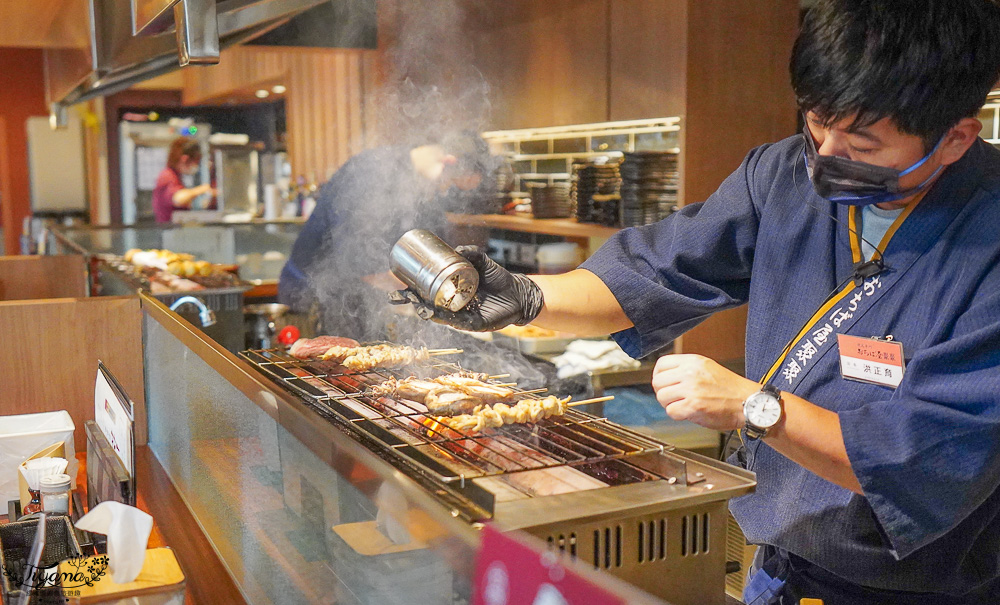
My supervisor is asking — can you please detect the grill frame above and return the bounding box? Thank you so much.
[241,348,674,485]
[240,344,757,605]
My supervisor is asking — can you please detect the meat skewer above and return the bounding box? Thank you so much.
[288,336,360,359]
[320,344,462,370]
[441,395,615,433]
[370,374,536,416]
[442,396,572,432]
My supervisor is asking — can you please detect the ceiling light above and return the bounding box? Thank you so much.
[271,85,286,94]
[255,89,269,98]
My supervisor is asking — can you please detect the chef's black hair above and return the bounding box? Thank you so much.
[791,0,1000,151]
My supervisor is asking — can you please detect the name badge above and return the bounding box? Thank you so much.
[837,334,905,388]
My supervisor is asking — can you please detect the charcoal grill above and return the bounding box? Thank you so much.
[240,346,756,605]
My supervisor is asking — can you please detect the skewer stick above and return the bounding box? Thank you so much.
[427,348,463,356]
[567,395,615,407]
[489,373,511,379]
[493,382,518,388]
[518,388,548,395]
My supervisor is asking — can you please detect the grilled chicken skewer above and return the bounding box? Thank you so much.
[320,344,460,370]
[371,374,530,416]
[442,396,572,432]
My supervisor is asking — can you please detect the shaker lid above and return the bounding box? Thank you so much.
[39,473,72,491]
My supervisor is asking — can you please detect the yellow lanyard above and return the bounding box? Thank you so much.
[758,202,919,385]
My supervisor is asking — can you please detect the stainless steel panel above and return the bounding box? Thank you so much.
[48,0,328,108]
[524,501,731,605]
[42,0,97,106]
[131,0,181,36]
[174,0,220,65]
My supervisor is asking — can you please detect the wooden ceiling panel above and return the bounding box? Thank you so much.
[0,0,90,49]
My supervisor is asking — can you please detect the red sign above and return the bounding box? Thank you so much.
[473,525,627,605]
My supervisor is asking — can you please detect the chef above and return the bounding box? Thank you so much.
[404,0,1000,602]
[152,137,215,223]
[279,133,496,340]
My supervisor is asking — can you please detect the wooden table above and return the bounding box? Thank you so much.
[1,447,245,605]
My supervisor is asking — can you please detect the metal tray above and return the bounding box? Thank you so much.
[492,331,583,354]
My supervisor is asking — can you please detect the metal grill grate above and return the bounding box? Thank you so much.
[240,347,667,486]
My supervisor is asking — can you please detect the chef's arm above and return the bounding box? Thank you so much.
[528,269,633,336]
[766,392,864,494]
[654,356,864,494]
[172,183,214,208]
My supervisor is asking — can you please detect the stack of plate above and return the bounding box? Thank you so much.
[572,160,622,225]
[590,194,622,227]
[526,182,573,219]
[620,151,679,227]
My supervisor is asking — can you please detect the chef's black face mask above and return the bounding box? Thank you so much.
[802,124,945,206]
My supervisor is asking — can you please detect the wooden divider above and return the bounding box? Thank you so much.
[0,296,145,451]
[0,255,88,301]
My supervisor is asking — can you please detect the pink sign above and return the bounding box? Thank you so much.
[473,525,627,605]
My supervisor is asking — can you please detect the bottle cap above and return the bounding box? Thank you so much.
[39,473,72,492]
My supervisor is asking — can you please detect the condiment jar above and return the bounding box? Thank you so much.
[389,229,479,312]
[40,474,72,515]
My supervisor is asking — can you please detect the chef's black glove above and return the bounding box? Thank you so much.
[388,246,544,332]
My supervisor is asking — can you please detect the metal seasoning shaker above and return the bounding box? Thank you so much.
[390,229,479,312]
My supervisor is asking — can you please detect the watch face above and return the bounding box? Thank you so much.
[745,392,782,428]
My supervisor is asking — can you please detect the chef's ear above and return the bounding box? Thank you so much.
[939,117,984,166]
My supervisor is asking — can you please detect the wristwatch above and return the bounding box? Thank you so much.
[742,384,783,440]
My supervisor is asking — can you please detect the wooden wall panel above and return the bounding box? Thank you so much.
[0,255,87,301]
[674,0,799,364]
[683,0,799,205]
[0,297,146,452]
[468,0,610,130]
[182,46,375,182]
[608,0,688,121]
[0,0,82,48]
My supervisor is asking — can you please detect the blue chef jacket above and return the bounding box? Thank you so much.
[278,146,448,339]
[581,135,1000,598]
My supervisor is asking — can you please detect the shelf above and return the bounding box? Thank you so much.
[446,213,620,239]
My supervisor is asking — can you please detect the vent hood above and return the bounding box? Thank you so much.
[44,0,330,123]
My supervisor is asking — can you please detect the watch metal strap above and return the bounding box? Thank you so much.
[744,384,782,441]
[744,424,768,441]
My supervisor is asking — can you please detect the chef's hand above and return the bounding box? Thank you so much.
[651,354,761,431]
[388,246,544,331]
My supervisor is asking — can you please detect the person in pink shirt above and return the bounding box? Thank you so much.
[152,137,215,223]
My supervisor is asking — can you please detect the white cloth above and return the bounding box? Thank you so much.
[551,340,640,378]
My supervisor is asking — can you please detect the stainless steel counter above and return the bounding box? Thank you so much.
[48,221,303,284]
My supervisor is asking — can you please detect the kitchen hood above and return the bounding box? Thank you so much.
[44,0,333,123]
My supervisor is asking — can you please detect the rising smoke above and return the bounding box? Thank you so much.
[301,0,547,387]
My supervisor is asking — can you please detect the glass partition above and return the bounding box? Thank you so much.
[50,222,303,283]
[143,307,464,604]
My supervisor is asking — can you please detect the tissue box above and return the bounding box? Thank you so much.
[59,547,185,605]
[0,411,76,505]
